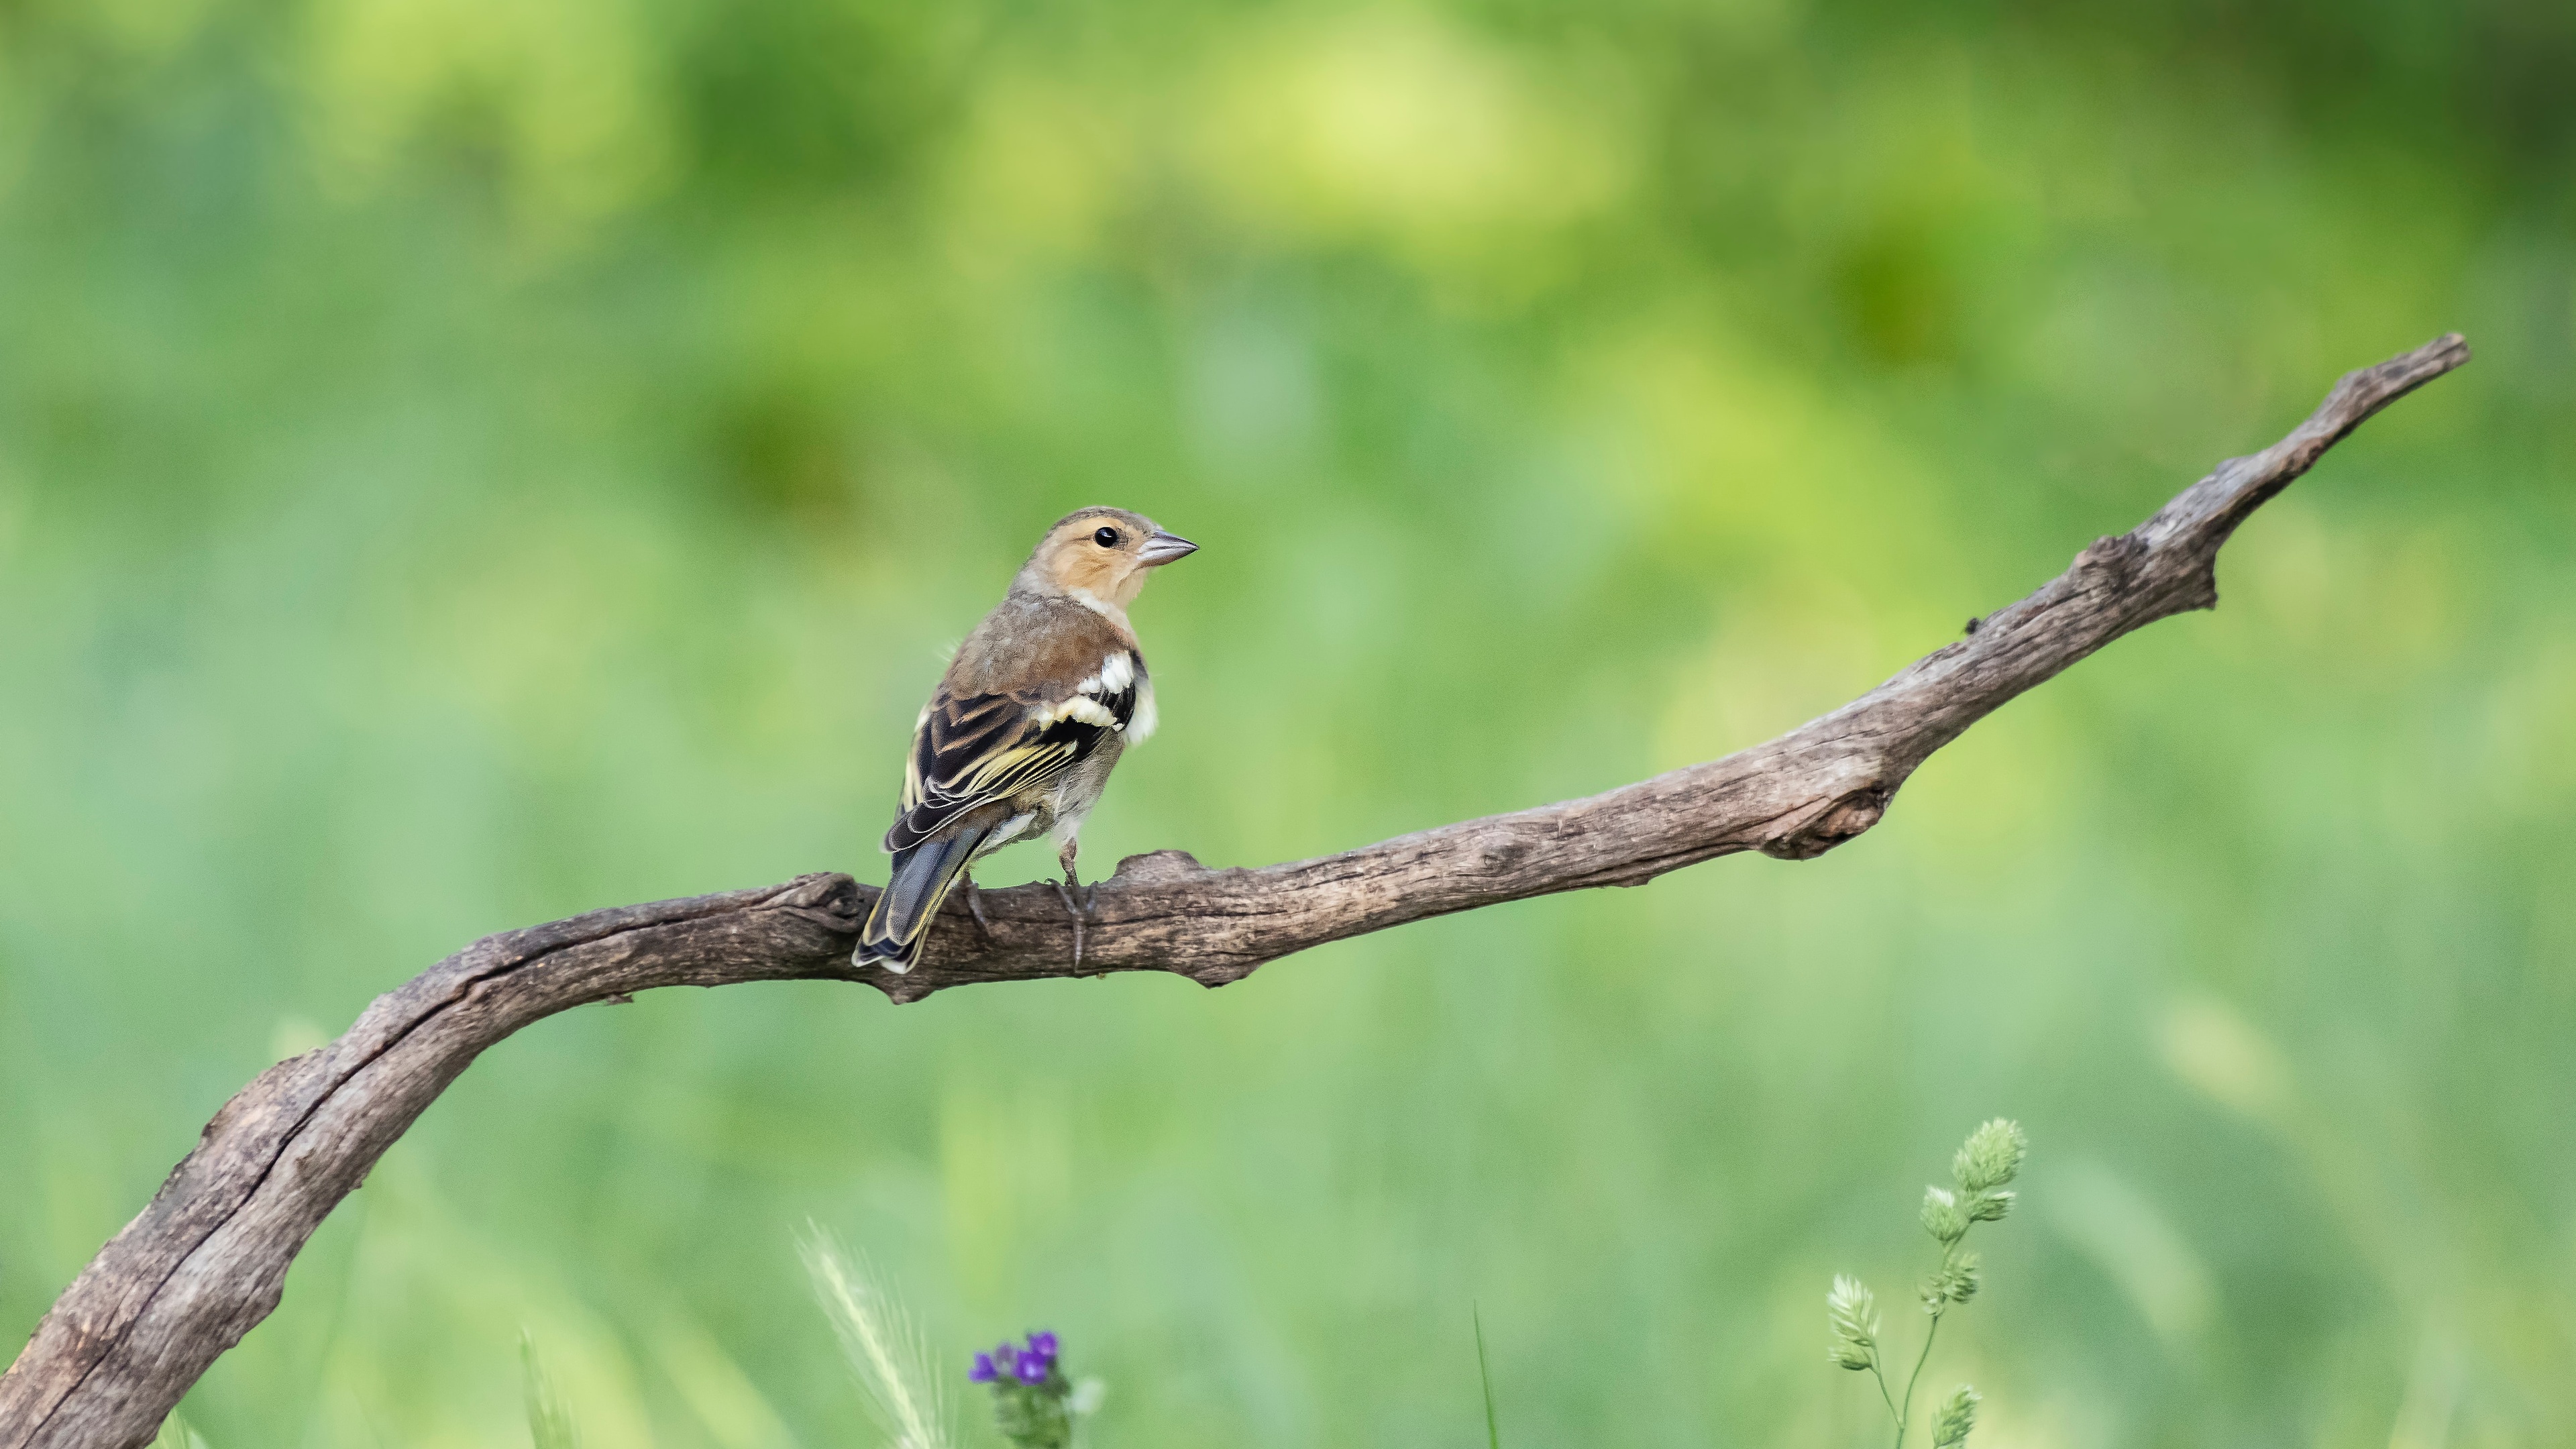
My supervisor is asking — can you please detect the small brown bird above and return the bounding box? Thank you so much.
[855,507,1199,973]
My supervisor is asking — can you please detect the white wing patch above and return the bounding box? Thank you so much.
[1032,694,1120,728]
[1031,652,1146,735]
[891,648,1148,853]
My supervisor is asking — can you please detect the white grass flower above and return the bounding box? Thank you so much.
[800,1225,953,1449]
[1827,1274,1881,1371]
[1067,1375,1109,1449]
[1920,1254,1980,1314]
[1834,1121,2028,1446]
[1932,1384,1982,1446]
[1920,1186,1970,1244]
[1952,1120,2027,1194]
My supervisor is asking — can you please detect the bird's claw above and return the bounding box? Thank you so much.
[1051,877,1088,969]
[963,875,993,938]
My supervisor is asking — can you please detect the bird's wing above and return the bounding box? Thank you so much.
[887,650,1146,853]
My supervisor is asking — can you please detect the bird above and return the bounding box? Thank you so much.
[854,507,1199,973]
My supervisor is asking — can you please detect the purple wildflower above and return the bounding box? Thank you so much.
[1027,1331,1059,1362]
[1014,1349,1050,1385]
[969,1352,997,1383]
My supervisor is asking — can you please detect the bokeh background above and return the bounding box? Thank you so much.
[3,0,2573,1444]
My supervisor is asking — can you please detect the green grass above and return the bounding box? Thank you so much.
[1,1,2571,1445]
[522,1335,583,1449]
[1476,1306,1501,1449]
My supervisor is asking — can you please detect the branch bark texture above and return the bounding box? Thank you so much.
[0,336,2469,1447]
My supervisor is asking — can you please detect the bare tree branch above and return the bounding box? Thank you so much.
[0,335,2469,1448]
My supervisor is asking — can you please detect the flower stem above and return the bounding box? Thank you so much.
[1894,1313,1942,1449]
[1868,1362,1903,1429]
[1895,1238,1964,1449]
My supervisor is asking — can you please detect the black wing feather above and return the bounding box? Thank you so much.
[883,657,1143,853]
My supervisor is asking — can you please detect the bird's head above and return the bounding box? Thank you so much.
[1021,507,1198,608]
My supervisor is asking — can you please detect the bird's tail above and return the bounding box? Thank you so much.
[856,824,998,973]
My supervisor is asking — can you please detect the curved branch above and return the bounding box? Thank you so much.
[0,335,2469,1448]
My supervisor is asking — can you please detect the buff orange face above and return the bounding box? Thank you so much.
[1032,508,1197,606]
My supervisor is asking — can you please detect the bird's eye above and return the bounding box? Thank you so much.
[1093,527,1121,547]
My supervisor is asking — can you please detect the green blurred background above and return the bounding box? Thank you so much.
[1,0,2571,1444]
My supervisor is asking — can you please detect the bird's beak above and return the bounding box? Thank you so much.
[1136,531,1199,567]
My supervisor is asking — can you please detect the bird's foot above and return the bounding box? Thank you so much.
[1051,877,1089,969]
[963,874,993,938]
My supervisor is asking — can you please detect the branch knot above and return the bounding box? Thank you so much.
[1760,785,1892,861]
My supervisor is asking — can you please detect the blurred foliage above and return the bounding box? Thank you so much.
[1,0,2571,1445]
